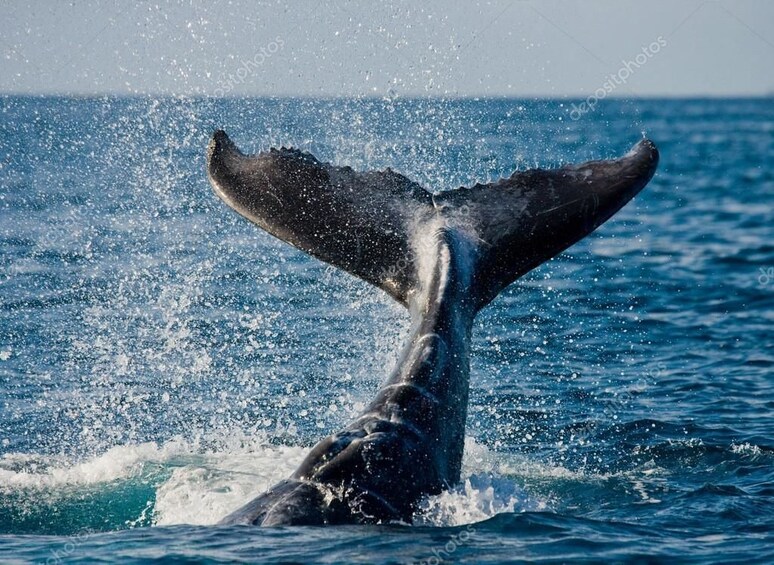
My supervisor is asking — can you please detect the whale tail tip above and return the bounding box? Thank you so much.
[207,131,658,310]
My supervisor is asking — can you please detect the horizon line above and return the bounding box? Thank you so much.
[1,91,772,101]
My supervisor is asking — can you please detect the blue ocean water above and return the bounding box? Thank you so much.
[0,96,772,563]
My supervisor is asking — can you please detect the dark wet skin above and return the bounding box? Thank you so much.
[207,132,658,525]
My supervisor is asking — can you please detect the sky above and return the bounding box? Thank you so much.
[1,0,773,98]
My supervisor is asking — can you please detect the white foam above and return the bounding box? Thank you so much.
[414,438,549,526]
[0,434,558,527]
[152,442,307,525]
[0,440,189,491]
[730,442,762,456]
[0,431,310,525]
[416,474,545,526]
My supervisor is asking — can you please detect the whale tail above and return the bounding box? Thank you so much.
[207,131,658,311]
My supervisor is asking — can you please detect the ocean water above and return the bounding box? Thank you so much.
[0,96,772,563]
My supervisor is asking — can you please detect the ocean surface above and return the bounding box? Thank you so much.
[0,96,772,563]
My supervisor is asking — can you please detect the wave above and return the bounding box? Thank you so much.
[0,434,547,534]
[1,426,771,536]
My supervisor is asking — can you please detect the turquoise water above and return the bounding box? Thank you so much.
[0,96,772,563]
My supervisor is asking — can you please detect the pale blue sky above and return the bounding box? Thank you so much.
[1,0,772,97]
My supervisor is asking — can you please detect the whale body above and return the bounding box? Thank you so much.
[206,131,658,525]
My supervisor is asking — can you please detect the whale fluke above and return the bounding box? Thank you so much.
[208,130,432,306]
[207,131,659,525]
[208,131,658,311]
[435,139,659,309]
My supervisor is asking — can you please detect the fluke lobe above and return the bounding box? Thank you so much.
[207,131,658,525]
